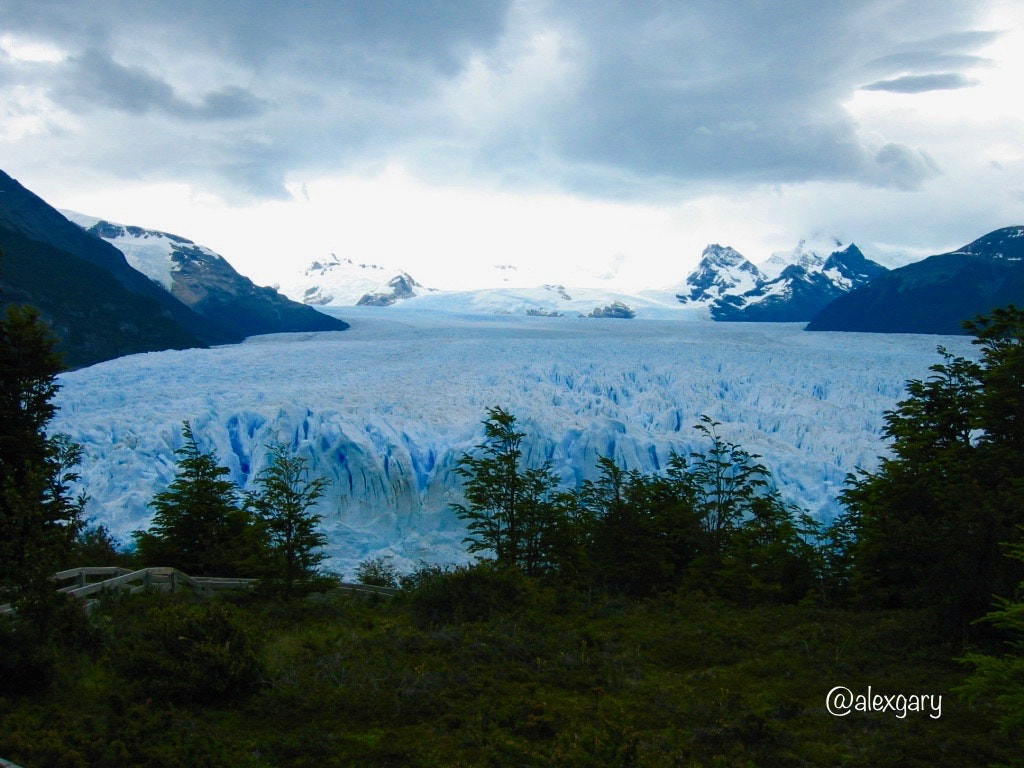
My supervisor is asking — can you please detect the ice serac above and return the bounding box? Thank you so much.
[807,226,1024,335]
[63,212,348,338]
[51,310,974,576]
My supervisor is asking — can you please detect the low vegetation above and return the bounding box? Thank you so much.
[1,298,1022,765]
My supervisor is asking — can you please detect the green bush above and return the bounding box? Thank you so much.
[405,560,538,628]
[354,555,399,587]
[0,613,56,695]
[111,597,263,704]
[0,591,98,696]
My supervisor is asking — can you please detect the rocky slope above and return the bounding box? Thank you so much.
[65,213,348,339]
[807,226,1024,334]
[676,239,888,322]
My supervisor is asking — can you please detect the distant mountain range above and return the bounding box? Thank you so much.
[4,166,1020,352]
[806,226,1024,334]
[0,170,346,368]
[675,238,889,322]
[272,226,1024,332]
[275,254,431,307]
[63,212,346,342]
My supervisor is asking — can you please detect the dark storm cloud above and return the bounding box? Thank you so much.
[0,0,1001,199]
[521,0,989,192]
[861,73,976,93]
[52,49,266,120]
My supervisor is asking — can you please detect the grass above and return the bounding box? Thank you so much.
[0,585,1015,767]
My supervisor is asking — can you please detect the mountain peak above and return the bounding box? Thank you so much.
[675,236,888,321]
[807,224,1024,334]
[356,272,426,306]
[677,244,762,304]
[702,243,751,266]
[954,226,1024,261]
[63,208,347,339]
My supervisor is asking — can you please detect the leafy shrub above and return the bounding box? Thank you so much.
[0,613,56,695]
[405,560,538,628]
[111,598,263,704]
[354,555,399,587]
[0,590,99,696]
[398,561,448,591]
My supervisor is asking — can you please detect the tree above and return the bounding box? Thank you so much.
[245,442,329,595]
[843,306,1024,634]
[355,555,399,588]
[956,543,1024,741]
[686,417,774,573]
[577,428,814,600]
[0,303,85,604]
[453,407,562,575]
[134,422,255,576]
[578,456,687,595]
[715,495,820,604]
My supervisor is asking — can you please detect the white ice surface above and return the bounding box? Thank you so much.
[51,310,974,577]
[391,285,706,319]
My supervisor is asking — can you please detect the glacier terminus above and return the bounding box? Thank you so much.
[51,309,975,576]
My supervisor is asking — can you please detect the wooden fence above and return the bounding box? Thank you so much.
[0,567,398,616]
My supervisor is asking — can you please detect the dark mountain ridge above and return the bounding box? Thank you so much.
[0,170,346,368]
[678,241,888,322]
[806,226,1024,334]
[73,216,348,341]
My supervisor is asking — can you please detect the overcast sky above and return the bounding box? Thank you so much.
[2,0,1022,289]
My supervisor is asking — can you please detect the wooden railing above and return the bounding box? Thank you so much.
[0,567,398,615]
[332,581,400,597]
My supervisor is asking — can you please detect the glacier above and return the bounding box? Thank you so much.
[51,309,975,577]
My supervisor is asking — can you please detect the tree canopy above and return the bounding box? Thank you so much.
[134,422,256,577]
[0,302,84,604]
[842,305,1024,633]
[245,442,329,595]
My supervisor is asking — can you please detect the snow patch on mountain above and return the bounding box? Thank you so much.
[61,210,203,291]
[276,254,430,307]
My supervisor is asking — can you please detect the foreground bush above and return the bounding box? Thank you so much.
[404,560,540,627]
[110,597,263,704]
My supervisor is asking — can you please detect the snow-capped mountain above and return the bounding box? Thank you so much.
[51,309,974,575]
[63,212,347,339]
[759,236,839,279]
[0,170,216,368]
[276,254,428,307]
[356,273,428,306]
[676,244,762,305]
[676,239,888,322]
[808,225,1024,334]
